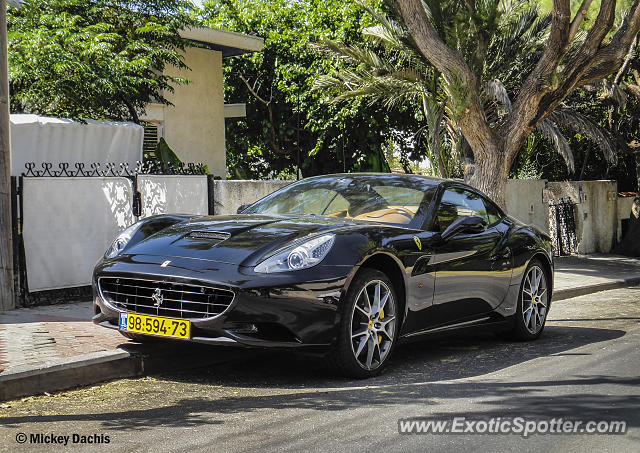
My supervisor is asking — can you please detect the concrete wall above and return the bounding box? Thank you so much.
[501,179,630,254]
[547,181,619,254]
[159,47,226,178]
[505,179,549,233]
[212,180,292,215]
[617,196,637,239]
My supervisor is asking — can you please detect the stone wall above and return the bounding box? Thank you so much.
[505,179,549,233]
[211,179,292,215]
[546,180,621,254]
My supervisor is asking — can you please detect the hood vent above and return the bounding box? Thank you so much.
[186,231,231,241]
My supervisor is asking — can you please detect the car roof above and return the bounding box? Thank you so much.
[303,172,447,183]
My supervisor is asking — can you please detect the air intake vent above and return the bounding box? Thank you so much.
[186,231,231,241]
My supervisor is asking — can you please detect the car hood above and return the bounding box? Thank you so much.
[124,214,360,266]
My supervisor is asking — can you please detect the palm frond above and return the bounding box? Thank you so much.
[313,40,396,74]
[362,24,405,52]
[602,79,628,108]
[625,70,640,100]
[491,5,540,59]
[549,108,617,164]
[536,119,575,173]
[485,4,550,85]
[485,78,512,113]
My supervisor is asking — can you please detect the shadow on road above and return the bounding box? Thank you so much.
[1,324,636,431]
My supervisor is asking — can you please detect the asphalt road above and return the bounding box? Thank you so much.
[1,286,639,453]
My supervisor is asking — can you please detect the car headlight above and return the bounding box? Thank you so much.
[104,222,141,259]
[254,234,335,273]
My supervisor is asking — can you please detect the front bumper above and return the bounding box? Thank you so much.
[93,253,352,350]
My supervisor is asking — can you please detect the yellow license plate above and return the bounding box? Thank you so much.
[119,312,191,339]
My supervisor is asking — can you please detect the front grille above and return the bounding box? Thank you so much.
[98,277,234,319]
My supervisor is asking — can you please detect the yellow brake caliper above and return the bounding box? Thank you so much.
[378,309,384,344]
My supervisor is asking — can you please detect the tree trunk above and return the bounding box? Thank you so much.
[0,0,14,310]
[121,96,140,125]
[636,153,640,193]
[466,142,509,209]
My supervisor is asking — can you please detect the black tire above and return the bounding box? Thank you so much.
[329,268,400,378]
[509,258,551,341]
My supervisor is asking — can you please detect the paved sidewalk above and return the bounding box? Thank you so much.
[0,253,638,400]
[0,302,126,374]
[554,254,640,300]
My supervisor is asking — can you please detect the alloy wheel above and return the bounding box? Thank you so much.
[349,280,397,370]
[522,265,548,335]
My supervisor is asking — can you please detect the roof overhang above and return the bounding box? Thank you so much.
[179,27,264,57]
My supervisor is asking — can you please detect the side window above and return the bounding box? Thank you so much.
[275,188,336,214]
[323,193,350,216]
[484,199,503,226]
[434,188,489,232]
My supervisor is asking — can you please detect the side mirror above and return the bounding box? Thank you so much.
[236,204,250,214]
[439,215,487,242]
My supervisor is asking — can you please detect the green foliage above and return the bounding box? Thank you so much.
[200,0,422,179]
[529,59,640,192]
[155,137,181,171]
[8,0,196,122]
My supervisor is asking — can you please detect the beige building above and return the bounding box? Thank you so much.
[140,27,264,178]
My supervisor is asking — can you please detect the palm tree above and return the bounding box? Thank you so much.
[313,5,458,177]
[313,1,617,179]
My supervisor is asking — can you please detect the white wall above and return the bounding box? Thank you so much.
[505,179,549,233]
[22,178,135,291]
[617,196,638,242]
[162,47,226,178]
[138,175,209,218]
[10,115,143,177]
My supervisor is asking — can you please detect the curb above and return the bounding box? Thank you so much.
[554,277,640,301]
[0,343,241,402]
[0,350,142,402]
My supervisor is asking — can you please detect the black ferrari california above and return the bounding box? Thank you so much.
[93,173,553,377]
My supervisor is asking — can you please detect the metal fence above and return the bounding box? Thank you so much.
[548,197,578,256]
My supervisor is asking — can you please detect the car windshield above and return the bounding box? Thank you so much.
[244,175,438,227]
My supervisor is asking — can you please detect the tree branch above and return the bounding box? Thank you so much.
[503,1,571,160]
[238,71,271,106]
[614,35,638,85]
[388,0,497,160]
[578,0,640,85]
[563,0,616,80]
[238,71,294,155]
[120,96,140,124]
[568,0,595,42]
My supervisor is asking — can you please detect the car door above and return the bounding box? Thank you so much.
[428,186,512,327]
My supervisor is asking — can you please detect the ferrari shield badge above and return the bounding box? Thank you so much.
[413,236,422,251]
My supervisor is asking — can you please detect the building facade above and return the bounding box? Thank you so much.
[140,27,263,178]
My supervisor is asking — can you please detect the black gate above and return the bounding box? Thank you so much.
[548,197,578,256]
